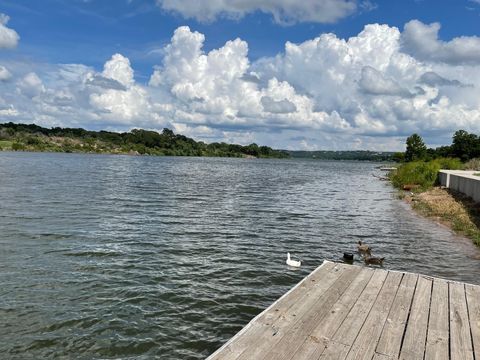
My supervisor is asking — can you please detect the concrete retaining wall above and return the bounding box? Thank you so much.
[439,170,480,203]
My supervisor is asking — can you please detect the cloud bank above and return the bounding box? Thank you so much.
[1,15,480,150]
[156,0,360,24]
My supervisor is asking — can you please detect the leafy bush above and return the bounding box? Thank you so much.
[434,157,463,170]
[26,136,41,145]
[11,142,25,151]
[465,158,480,171]
[390,158,463,190]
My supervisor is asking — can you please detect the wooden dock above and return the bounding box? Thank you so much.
[207,261,480,360]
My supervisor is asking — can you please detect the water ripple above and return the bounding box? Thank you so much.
[0,152,479,359]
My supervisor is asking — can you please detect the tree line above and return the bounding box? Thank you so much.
[397,130,480,163]
[0,122,289,158]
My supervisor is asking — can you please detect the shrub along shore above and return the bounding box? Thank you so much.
[389,130,480,247]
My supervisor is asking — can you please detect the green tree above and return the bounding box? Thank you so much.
[405,133,427,162]
[451,130,480,161]
[434,145,452,158]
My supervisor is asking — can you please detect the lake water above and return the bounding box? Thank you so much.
[1,152,479,359]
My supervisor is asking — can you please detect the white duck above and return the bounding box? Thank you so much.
[286,252,301,267]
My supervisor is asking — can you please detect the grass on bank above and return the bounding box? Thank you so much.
[0,140,13,150]
[465,158,480,171]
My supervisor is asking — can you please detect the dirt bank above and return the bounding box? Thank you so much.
[404,187,480,247]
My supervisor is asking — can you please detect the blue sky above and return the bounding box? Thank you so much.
[3,0,479,78]
[1,0,480,150]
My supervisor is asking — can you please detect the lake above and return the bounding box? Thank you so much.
[1,152,479,359]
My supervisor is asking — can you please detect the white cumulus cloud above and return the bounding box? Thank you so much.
[101,53,135,88]
[402,20,480,65]
[150,26,257,121]
[149,26,342,132]
[17,72,45,98]
[0,14,19,49]
[89,54,158,124]
[0,65,12,81]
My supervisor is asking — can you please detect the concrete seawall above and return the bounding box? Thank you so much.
[439,170,480,203]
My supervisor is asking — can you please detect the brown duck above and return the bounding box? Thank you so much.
[364,255,385,265]
[357,241,371,253]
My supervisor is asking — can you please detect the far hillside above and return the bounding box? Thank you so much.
[0,122,289,159]
[289,150,395,161]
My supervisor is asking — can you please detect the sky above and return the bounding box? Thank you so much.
[1,0,480,150]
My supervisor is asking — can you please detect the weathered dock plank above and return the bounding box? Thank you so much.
[466,284,480,359]
[425,278,449,360]
[207,261,480,360]
[375,272,418,358]
[343,271,403,360]
[318,341,351,360]
[235,263,354,360]
[261,266,361,360]
[399,275,432,360]
[332,270,388,346]
[450,282,474,360]
[372,353,393,360]
[291,268,375,359]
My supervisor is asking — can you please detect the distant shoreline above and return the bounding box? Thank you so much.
[0,149,397,163]
[0,148,264,159]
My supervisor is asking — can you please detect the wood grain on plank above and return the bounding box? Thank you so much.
[291,268,375,360]
[424,278,449,360]
[260,265,363,360]
[371,353,392,360]
[465,284,480,360]
[344,271,403,360]
[318,341,351,360]
[399,275,432,360]
[450,281,474,360]
[332,270,388,347]
[375,272,418,358]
